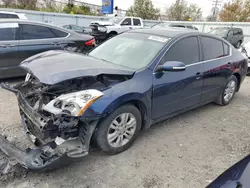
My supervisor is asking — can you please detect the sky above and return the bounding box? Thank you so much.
[80,0,228,17]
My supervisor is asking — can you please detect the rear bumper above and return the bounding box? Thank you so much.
[90,31,109,42]
[0,82,99,173]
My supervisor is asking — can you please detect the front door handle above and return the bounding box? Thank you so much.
[0,44,15,48]
[196,72,202,80]
[53,42,61,46]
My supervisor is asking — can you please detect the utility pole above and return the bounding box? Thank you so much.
[212,0,222,21]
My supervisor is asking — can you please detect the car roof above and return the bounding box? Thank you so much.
[0,19,76,34]
[0,11,19,15]
[129,27,198,38]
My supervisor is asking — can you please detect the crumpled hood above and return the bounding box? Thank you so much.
[90,20,114,26]
[20,50,134,85]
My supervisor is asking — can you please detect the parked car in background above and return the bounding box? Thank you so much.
[0,28,247,172]
[209,27,244,48]
[90,16,143,43]
[207,154,250,188]
[238,42,250,73]
[169,23,198,30]
[152,22,198,30]
[0,19,95,79]
[0,11,27,19]
[59,24,91,34]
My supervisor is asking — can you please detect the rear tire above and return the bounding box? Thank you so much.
[95,104,141,155]
[216,75,238,106]
[236,41,242,49]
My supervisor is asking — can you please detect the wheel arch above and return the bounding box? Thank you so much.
[99,94,151,130]
[109,31,118,35]
[233,72,241,92]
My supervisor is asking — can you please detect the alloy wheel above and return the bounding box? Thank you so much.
[107,113,137,148]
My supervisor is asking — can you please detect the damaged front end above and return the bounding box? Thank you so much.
[0,73,129,173]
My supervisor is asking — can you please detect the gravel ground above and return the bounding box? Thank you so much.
[0,77,250,188]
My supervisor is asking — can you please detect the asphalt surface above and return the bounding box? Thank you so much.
[0,76,250,188]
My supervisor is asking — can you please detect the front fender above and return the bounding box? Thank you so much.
[81,70,153,127]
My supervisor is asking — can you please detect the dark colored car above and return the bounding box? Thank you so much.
[0,28,248,172]
[59,24,91,34]
[209,27,244,49]
[0,19,95,79]
[152,22,198,30]
[207,154,250,188]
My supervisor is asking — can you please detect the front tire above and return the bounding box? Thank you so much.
[216,75,238,105]
[95,104,141,155]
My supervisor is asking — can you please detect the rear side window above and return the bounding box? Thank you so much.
[0,13,18,19]
[20,24,56,40]
[186,25,193,29]
[161,37,199,65]
[133,19,141,26]
[239,29,243,35]
[223,43,229,56]
[201,37,224,60]
[50,28,68,37]
[0,23,18,41]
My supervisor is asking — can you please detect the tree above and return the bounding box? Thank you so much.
[1,0,15,7]
[17,0,38,10]
[126,0,160,20]
[165,0,202,21]
[219,0,250,22]
[63,4,96,15]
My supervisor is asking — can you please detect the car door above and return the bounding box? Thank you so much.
[0,22,22,78]
[152,36,203,119]
[18,23,66,63]
[200,36,231,101]
[120,18,133,32]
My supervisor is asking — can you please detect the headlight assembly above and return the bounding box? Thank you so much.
[98,26,107,32]
[43,89,103,117]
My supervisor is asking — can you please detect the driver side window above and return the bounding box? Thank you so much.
[160,37,200,65]
[121,18,132,26]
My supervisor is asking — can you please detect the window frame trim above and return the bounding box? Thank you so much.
[153,34,232,73]
[0,22,19,41]
[200,35,231,63]
[19,23,70,41]
[154,35,201,71]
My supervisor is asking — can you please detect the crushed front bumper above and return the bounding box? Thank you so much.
[0,82,99,173]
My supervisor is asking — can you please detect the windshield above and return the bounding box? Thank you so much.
[152,22,169,28]
[89,33,168,70]
[109,17,123,24]
[210,28,229,36]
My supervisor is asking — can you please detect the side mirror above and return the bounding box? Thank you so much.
[156,61,186,72]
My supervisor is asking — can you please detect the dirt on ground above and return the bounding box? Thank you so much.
[0,77,250,188]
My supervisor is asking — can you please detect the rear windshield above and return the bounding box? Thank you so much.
[89,32,168,70]
[210,28,229,37]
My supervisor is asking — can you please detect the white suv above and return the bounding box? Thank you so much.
[0,11,27,19]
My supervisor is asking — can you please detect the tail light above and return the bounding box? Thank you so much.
[85,39,96,46]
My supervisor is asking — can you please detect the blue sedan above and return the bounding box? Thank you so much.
[0,28,248,171]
